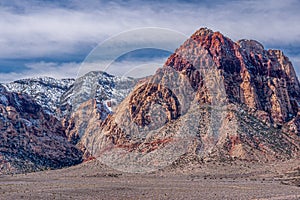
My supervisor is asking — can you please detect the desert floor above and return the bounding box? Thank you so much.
[0,159,299,200]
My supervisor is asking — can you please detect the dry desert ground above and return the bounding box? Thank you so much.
[0,159,299,200]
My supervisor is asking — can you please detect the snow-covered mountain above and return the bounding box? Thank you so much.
[60,71,137,119]
[3,77,75,116]
[3,72,137,120]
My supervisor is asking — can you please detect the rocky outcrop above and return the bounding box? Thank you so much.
[82,28,300,172]
[0,86,82,174]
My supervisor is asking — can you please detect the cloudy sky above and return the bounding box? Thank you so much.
[0,0,299,82]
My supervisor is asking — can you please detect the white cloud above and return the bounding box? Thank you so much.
[0,0,299,59]
[78,57,168,78]
[0,56,168,83]
[0,62,80,83]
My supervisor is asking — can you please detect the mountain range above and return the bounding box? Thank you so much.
[0,28,299,174]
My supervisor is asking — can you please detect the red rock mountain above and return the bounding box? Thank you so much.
[81,28,300,172]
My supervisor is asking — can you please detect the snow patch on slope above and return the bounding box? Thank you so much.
[4,77,75,116]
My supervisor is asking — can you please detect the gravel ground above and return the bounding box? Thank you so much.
[0,159,299,200]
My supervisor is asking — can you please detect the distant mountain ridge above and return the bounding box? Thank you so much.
[3,77,75,116]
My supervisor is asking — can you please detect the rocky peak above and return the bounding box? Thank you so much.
[192,27,214,37]
[166,28,300,125]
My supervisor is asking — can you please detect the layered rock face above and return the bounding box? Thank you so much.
[83,28,300,171]
[0,85,82,174]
